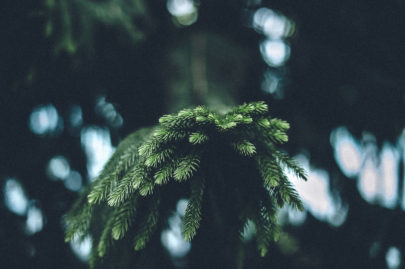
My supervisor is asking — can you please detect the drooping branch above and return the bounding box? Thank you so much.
[65,101,307,268]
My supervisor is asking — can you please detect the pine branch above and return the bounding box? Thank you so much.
[256,154,284,187]
[64,201,93,242]
[232,101,268,117]
[153,127,187,144]
[276,180,304,211]
[65,101,308,266]
[272,149,308,181]
[232,139,257,157]
[182,176,205,241]
[106,172,135,207]
[145,148,174,168]
[88,128,152,204]
[139,178,155,196]
[154,162,176,185]
[159,108,195,130]
[269,118,290,132]
[173,155,200,182]
[65,186,94,242]
[189,132,209,144]
[252,206,274,257]
[133,198,160,251]
[97,216,115,257]
[111,195,139,240]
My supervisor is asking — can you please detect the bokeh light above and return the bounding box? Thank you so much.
[253,7,294,39]
[332,127,402,209]
[47,156,70,181]
[261,69,284,98]
[4,178,29,216]
[167,0,198,26]
[95,96,123,128]
[287,205,308,226]
[260,39,290,67]
[386,246,401,269]
[358,159,379,203]
[161,199,191,259]
[25,204,44,235]
[70,235,92,262]
[29,104,63,135]
[287,155,348,227]
[176,198,188,216]
[380,143,399,209]
[69,105,83,128]
[330,127,363,178]
[80,126,115,180]
[64,170,83,192]
[278,205,308,226]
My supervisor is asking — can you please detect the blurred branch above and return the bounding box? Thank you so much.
[191,33,208,101]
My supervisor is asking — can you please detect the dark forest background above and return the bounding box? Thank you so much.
[1,0,405,268]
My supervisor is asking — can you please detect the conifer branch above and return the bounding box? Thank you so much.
[272,149,308,181]
[182,176,205,241]
[97,216,115,257]
[173,155,200,182]
[64,201,93,242]
[252,206,274,257]
[133,198,160,251]
[232,139,257,157]
[65,187,94,242]
[154,162,176,185]
[189,132,209,144]
[64,101,308,265]
[111,195,139,240]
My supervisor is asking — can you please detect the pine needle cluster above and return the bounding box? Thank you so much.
[65,101,307,267]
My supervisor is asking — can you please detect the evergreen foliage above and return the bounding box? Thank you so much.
[65,101,307,267]
[44,0,149,55]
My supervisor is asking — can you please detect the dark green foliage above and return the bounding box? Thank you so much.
[44,0,149,55]
[65,101,307,267]
[182,176,205,241]
[133,197,160,251]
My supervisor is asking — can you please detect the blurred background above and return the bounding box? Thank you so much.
[1,0,405,268]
